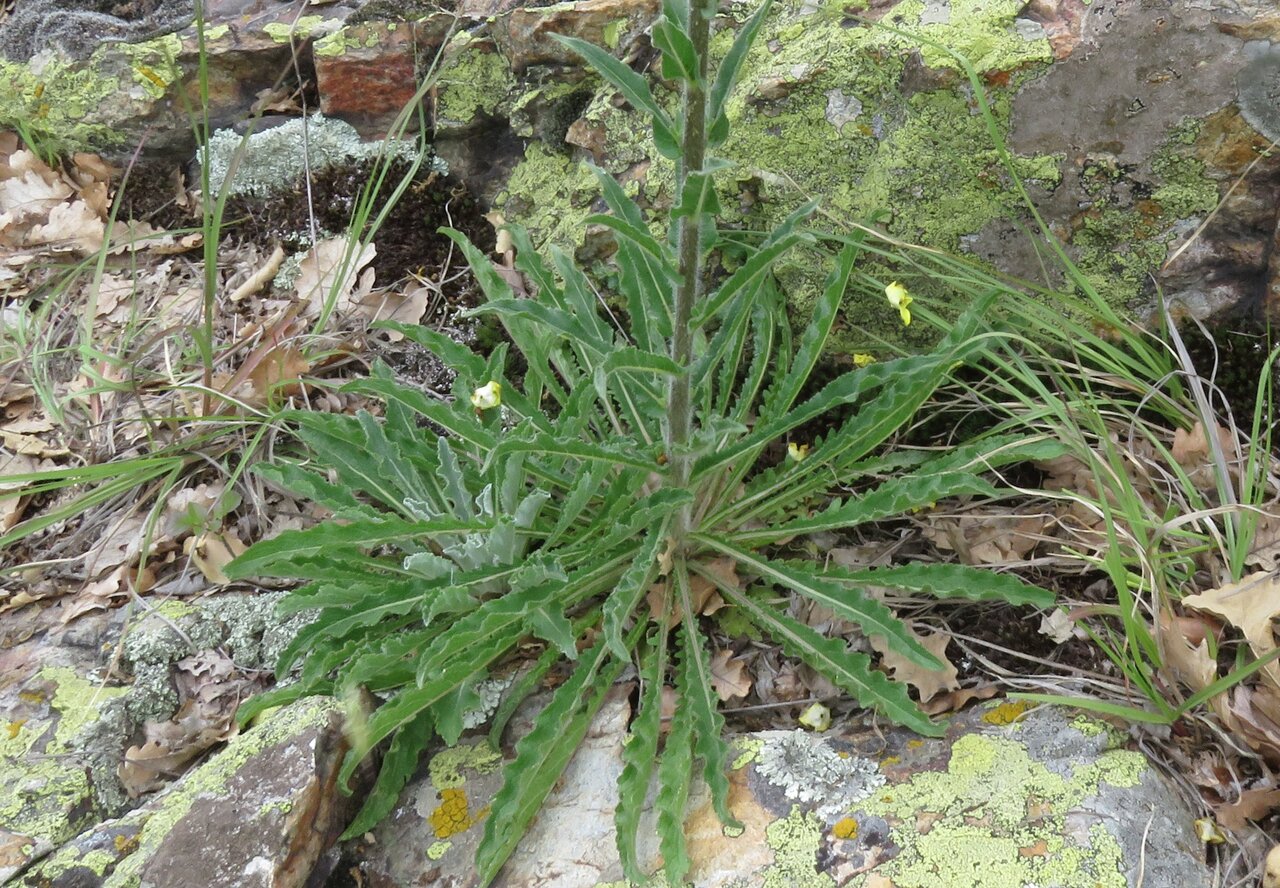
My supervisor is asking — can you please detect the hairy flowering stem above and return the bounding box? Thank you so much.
[666,0,711,539]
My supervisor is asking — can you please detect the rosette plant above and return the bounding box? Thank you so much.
[228,0,1056,881]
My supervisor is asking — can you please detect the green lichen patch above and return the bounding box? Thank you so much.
[435,34,517,126]
[427,740,504,791]
[0,668,128,844]
[761,805,835,888]
[851,730,1147,888]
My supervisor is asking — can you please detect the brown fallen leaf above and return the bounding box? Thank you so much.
[1183,572,1280,690]
[184,530,247,585]
[870,625,960,703]
[1214,787,1280,832]
[918,684,999,716]
[1157,611,1217,694]
[708,649,751,701]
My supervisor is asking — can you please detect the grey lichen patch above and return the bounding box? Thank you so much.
[198,113,438,198]
[754,730,885,817]
[1238,41,1280,142]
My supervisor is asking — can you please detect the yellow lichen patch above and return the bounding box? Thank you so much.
[982,700,1033,726]
[906,739,924,750]
[832,817,859,840]
[428,788,474,839]
[881,755,900,768]
[427,791,490,840]
[5,721,24,739]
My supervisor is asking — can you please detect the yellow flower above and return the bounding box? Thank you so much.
[853,353,875,367]
[787,442,809,462]
[798,702,831,731]
[469,381,502,410]
[885,281,912,326]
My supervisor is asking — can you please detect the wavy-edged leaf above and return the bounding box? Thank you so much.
[735,470,997,542]
[824,562,1054,607]
[708,0,774,147]
[553,35,680,159]
[474,635,625,885]
[616,633,663,882]
[697,537,941,669]
[655,678,694,886]
[374,320,488,382]
[226,517,476,579]
[692,201,815,328]
[289,414,409,514]
[343,375,496,452]
[603,530,664,660]
[254,461,383,521]
[467,297,615,359]
[719,582,941,736]
[488,645,560,748]
[341,581,575,785]
[235,681,319,726]
[491,429,658,472]
[759,242,857,423]
[676,610,739,831]
[591,168,674,348]
[341,707,434,839]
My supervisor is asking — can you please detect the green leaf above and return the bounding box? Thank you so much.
[491,428,658,472]
[254,461,383,520]
[344,375,496,452]
[721,582,941,736]
[691,201,816,327]
[697,538,942,669]
[475,636,625,885]
[374,321,488,381]
[488,645,561,748]
[653,19,700,83]
[552,35,681,160]
[708,0,775,147]
[526,605,579,659]
[603,530,664,660]
[655,681,694,886]
[670,167,724,222]
[759,243,858,422]
[341,708,434,839]
[585,216,680,279]
[736,470,998,541]
[434,677,485,745]
[226,517,476,579]
[675,613,739,831]
[615,634,663,882]
[826,562,1054,607]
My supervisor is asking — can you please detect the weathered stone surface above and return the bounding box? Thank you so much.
[16,697,364,888]
[355,695,1210,888]
[4,0,1279,326]
[0,592,311,883]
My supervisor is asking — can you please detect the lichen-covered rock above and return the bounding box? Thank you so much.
[0,592,312,882]
[352,696,1209,888]
[15,697,366,888]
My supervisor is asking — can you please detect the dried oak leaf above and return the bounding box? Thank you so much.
[870,625,959,703]
[709,649,751,701]
[1183,572,1280,689]
[1214,787,1280,832]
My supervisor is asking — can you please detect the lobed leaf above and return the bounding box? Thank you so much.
[698,537,942,669]
[720,582,941,736]
[823,562,1054,607]
[474,636,626,885]
[341,707,434,839]
[615,634,664,883]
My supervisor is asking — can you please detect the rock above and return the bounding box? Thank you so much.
[5,0,1280,327]
[15,697,367,888]
[0,592,313,882]
[353,695,1210,888]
